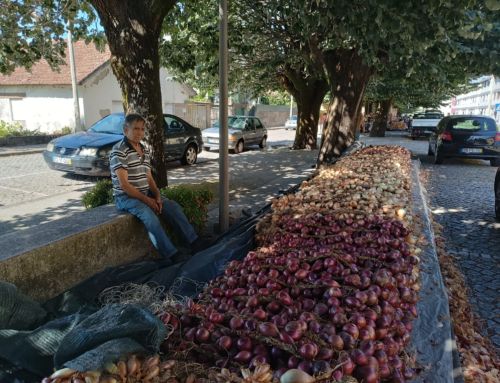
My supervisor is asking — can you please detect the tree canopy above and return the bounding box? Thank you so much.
[1,0,177,187]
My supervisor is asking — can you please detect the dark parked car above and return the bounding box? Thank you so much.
[495,167,500,220]
[428,115,500,165]
[44,113,203,176]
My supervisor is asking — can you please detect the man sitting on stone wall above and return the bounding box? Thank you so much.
[109,113,203,265]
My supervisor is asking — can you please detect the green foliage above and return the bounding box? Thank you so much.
[161,184,214,232]
[52,126,73,136]
[82,179,114,209]
[260,90,291,106]
[0,121,42,137]
[0,0,105,74]
[82,181,214,232]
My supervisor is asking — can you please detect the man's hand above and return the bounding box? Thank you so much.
[155,195,163,212]
[145,197,161,214]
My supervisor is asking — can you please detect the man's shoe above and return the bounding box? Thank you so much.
[172,246,192,263]
[157,257,173,268]
[190,237,213,254]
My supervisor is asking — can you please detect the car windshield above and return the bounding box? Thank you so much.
[413,113,442,119]
[289,116,297,121]
[448,117,497,132]
[212,117,247,130]
[88,114,125,135]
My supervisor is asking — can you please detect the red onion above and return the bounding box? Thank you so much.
[217,335,232,350]
[299,343,319,360]
[276,291,293,306]
[236,337,252,351]
[234,351,252,363]
[329,334,345,350]
[195,327,210,342]
[229,316,243,330]
[253,308,267,320]
[258,322,279,337]
[343,323,360,340]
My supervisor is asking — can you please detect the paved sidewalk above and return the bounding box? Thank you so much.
[0,144,46,157]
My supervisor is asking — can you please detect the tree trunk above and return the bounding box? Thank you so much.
[318,50,372,165]
[280,68,328,150]
[369,98,392,137]
[90,0,176,188]
[293,82,328,149]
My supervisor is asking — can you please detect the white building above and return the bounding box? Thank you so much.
[450,75,500,123]
[0,41,208,134]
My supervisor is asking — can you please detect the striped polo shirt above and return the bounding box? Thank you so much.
[109,137,151,197]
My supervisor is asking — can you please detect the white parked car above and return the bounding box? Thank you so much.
[285,115,298,130]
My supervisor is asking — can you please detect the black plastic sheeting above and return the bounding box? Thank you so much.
[408,160,460,383]
[0,144,456,383]
[0,196,274,383]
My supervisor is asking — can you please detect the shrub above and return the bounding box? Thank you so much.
[82,181,214,232]
[0,120,42,138]
[53,126,73,136]
[161,184,214,232]
[82,179,113,209]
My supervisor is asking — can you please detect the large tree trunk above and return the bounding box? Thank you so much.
[293,85,327,149]
[369,98,392,137]
[280,67,328,150]
[318,50,372,165]
[90,0,176,188]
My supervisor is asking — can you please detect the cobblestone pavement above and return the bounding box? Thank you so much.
[362,132,500,350]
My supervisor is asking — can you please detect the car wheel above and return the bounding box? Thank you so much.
[181,144,197,165]
[434,145,444,164]
[259,136,267,149]
[427,143,434,156]
[490,158,500,167]
[233,140,244,154]
[204,147,210,151]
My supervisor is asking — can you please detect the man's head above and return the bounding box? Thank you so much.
[123,114,146,144]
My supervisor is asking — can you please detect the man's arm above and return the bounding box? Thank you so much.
[115,168,160,213]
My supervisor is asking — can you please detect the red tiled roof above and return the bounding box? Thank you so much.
[0,41,110,86]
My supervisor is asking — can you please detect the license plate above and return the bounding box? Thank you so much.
[53,156,72,165]
[461,148,482,154]
[208,138,219,144]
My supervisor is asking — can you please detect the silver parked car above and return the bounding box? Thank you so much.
[285,115,298,130]
[202,116,267,154]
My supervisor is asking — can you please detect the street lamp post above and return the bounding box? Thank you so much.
[67,24,81,133]
[218,0,229,232]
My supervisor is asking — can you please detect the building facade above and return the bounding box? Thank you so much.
[0,41,206,133]
[451,75,500,123]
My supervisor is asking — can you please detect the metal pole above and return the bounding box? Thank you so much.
[67,25,81,132]
[290,95,293,118]
[218,0,229,232]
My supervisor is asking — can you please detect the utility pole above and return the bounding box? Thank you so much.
[218,0,229,232]
[289,95,293,118]
[67,24,81,132]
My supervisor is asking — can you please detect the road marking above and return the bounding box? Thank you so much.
[0,171,53,181]
[0,185,48,196]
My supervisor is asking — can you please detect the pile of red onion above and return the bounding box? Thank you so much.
[161,147,419,383]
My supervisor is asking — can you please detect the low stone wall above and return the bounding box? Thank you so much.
[255,105,297,128]
[0,135,60,147]
[0,205,158,301]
